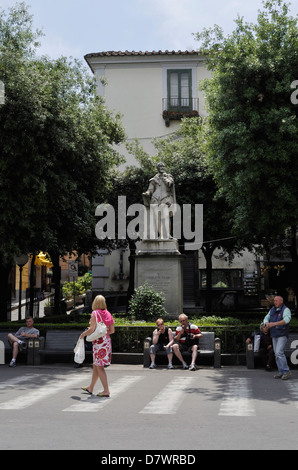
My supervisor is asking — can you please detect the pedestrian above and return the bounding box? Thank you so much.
[80,295,115,396]
[8,317,39,367]
[172,313,202,370]
[149,318,174,369]
[263,295,292,380]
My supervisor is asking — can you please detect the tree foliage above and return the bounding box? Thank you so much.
[0,3,125,318]
[195,0,298,246]
[0,2,125,262]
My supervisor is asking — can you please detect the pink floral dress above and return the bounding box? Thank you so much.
[92,309,114,367]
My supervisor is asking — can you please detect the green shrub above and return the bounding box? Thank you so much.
[197,315,242,326]
[62,272,92,299]
[128,282,167,321]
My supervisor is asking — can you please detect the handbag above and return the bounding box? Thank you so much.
[74,338,85,364]
[86,311,107,342]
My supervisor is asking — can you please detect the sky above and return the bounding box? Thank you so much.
[1,0,298,63]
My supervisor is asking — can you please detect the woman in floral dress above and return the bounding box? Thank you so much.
[80,295,115,397]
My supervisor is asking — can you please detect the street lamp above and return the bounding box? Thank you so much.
[15,254,28,321]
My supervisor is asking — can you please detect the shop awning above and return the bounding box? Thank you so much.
[34,252,53,267]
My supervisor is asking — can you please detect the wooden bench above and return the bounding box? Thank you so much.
[0,330,44,365]
[246,332,298,369]
[143,332,221,368]
[38,330,92,363]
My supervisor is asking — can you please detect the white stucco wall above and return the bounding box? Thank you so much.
[90,53,211,167]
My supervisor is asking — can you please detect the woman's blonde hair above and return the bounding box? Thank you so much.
[92,295,107,311]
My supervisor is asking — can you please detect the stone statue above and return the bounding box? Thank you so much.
[142,162,176,239]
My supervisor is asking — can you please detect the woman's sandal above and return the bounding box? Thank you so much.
[96,392,110,398]
[81,387,93,395]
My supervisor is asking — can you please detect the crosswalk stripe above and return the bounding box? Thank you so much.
[0,375,36,390]
[0,374,84,410]
[63,375,144,412]
[286,382,298,408]
[218,378,256,416]
[139,376,196,415]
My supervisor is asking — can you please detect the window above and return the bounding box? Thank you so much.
[162,68,198,126]
[167,69,192,112]
[200,269,243,289]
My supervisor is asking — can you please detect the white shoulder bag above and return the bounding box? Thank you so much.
[86,311,107,342]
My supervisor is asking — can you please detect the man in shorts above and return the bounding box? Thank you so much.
[8,317,39,367]
[149,318,174,369]
[172,314,202,370]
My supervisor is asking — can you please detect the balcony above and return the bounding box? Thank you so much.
[162,98,199,126]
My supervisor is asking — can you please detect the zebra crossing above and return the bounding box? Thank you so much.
[218,378,256,416]
[139,376,196,415]
[63,375,144,412]
[1,370,298,417]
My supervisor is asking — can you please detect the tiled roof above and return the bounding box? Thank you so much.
[84,50,198,58]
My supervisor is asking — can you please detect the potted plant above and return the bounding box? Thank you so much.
[62,272,92,309]
[44,301,55,316]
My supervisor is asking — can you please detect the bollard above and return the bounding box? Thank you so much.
[27,340,34,365]
[214,337,221,368]
[0,340,4,365]
[143,337,151,368]
[33,337,45,365]
[246,342,255,369]
[33,339,40,365]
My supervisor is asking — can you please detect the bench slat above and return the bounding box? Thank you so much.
[40,330,81,353]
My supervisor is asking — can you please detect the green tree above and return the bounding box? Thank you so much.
[0,3,125,319]
[195,0,298,297]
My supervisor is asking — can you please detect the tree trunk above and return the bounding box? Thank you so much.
[29,253,36,317]
[50,252,61,314]
[0,261,12,322]
[126,240,136,313]
[202,243,215,313]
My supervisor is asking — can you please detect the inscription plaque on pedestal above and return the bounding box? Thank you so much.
[134,239,184,318]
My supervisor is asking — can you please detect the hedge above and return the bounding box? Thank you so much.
[1,313,297,354]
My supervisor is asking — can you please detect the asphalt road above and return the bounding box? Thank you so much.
[0,363,298,453]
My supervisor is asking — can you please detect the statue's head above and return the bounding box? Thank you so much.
[156,162,165,172]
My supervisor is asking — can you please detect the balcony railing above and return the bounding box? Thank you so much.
[162,98,199,126]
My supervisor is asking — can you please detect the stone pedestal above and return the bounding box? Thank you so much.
[134,239,184,318]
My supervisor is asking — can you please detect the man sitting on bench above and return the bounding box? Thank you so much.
[149,318,174,369]
[172,314,202,371]
[8,317,39,367]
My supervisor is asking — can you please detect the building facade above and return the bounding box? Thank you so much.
[85,50,210,166]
